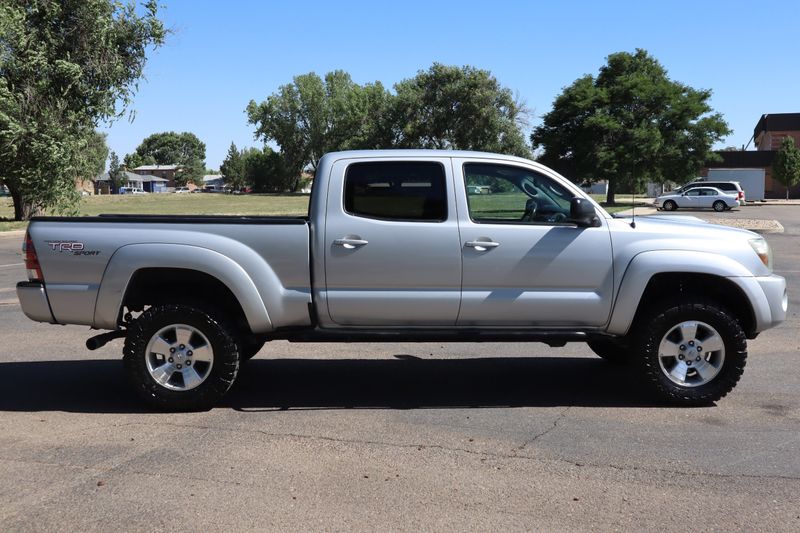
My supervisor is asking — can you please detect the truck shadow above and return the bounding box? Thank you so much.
[0,356,661,413]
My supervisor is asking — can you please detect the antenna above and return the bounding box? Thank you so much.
[629,160,636,228]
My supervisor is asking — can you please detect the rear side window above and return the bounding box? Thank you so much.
[344,161,447,222]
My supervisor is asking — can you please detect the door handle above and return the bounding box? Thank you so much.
[465,240,500,251]
[333,238,369,249]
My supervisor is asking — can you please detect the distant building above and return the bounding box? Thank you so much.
[754,113,800,150]
[700,113,800,199]
[202,174,226,191]
[95,170,168,194]
[132,164,181,188]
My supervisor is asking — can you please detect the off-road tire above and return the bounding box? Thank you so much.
[123,304,240,411]
[663,200,677,211]
[635,299,747,406]
[587,338,631,365]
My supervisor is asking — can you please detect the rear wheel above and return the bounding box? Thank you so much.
[123,304,240,411]
[634,299,746,406]
[663,200,677,211]
[713,200,726,212]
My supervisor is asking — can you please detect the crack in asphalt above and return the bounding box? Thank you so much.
[513,405,572,454]
[110,421,800,483]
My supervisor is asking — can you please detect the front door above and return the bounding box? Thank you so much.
[323,158,462,326]
[454,159,614,327]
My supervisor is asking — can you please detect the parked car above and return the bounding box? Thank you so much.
[119,187,146,195]
[675,181,746,205]
[174,187,190,194]
[17,150,786,410]
[467,185,490,195]
[655,187,740,212]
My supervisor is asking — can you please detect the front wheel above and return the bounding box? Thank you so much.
[713,200,726,212]
[634,299,747,406]
[123,304,240,411]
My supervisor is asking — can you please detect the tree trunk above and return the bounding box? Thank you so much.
[9,186,40,221]
[606,179,616,205]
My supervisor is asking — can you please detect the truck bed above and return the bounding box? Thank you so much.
[27,215,312,331]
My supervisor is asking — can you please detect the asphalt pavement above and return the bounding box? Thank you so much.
[0,206,798,531]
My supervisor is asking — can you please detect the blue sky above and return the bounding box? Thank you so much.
[102,0,800,169]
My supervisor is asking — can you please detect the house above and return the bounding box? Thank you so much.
[202,174,226,191]
[95,170,168,194]
[132,164,181,188]
[700,113,800,199]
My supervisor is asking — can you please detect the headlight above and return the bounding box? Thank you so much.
[749,238,773,270]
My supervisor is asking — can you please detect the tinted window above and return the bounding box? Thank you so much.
[344,161,447,222]
[686,189,701,196]
[464,163,573,224]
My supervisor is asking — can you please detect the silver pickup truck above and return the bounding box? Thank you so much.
[17,150,787,410]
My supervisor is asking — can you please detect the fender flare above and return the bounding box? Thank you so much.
[607,250,755,335]
[93,243,273,332]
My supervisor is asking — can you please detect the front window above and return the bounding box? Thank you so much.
[463,163,573,224]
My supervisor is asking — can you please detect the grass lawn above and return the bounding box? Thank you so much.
[0,193,311,231]
[589,194,652,214]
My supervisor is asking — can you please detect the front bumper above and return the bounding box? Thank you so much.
[16,281,56,324]
[755,274,788,330]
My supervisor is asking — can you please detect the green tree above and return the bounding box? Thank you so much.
[246,70,393,177]
[393,63,530,157]
[220,142,246,191]
[532,49,731,204]
[242,147,294,193]
[773,136,800,200]
[86,131,110,177]
[107,150,124,193]
[0,0,165,220]
[126,131,207,185]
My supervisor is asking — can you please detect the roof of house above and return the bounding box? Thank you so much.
[133,164,180,171]
[706,150,776,169]
[202,174,224,182]
[96,170,168,182]
[754,113,800,138]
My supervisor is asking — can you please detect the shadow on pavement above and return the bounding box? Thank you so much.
[0,355,661,413]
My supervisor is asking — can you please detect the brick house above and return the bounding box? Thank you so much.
[131,164,181,188]
[701,113,800,199]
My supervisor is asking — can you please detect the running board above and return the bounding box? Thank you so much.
[269,328,594,347]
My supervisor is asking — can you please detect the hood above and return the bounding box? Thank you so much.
[611,214,757,240]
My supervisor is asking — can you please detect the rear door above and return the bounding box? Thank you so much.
[323,157,462,326]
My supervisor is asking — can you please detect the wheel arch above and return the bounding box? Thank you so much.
[632,273,755,336]
[608,251,758,338]
[93,243,273,333]
[121,268,252,335]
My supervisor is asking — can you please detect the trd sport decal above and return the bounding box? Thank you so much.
[45,241,101,256]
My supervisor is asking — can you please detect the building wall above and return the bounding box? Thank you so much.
[132,168,178,188]
[756,130,800,151]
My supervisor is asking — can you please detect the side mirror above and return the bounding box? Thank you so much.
[569,197,601,227]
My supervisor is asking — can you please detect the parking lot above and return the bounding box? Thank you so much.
[1,205,798,531]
